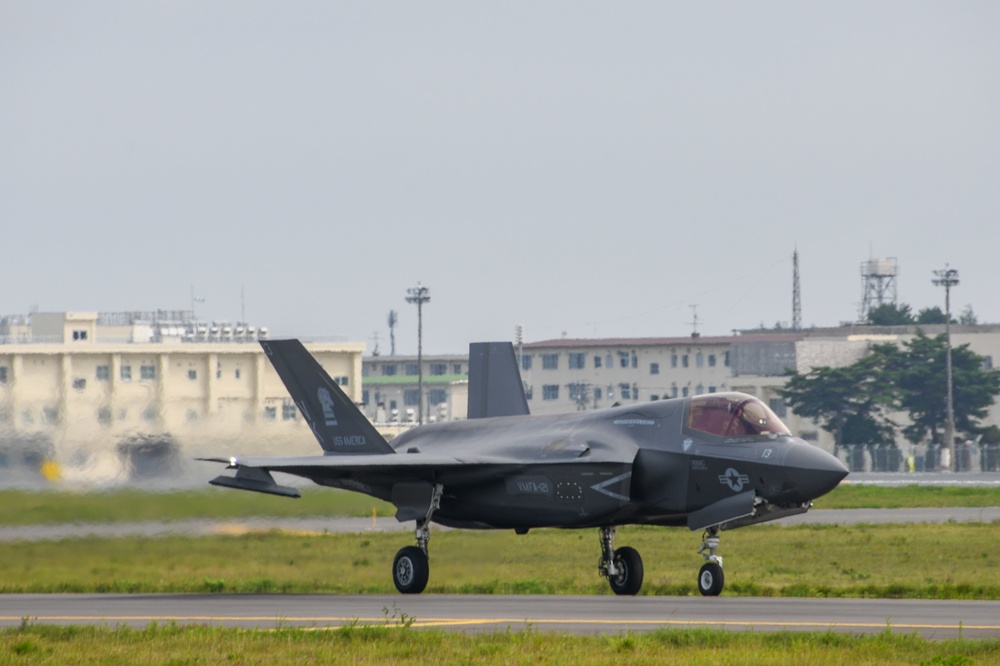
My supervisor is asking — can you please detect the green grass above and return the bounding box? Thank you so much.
[0,483,995,527]
[823,484,1000,509]
[2,623,999,665]
[2,523,999,598]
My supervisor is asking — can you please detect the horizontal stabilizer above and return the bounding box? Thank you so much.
[687,490,756,531]
[209,466,301,498]
[468,342,530,419]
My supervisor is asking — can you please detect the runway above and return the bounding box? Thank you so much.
[2,594,998,639]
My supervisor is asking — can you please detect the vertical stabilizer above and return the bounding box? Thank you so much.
[261,339,393,454]
[467,342,530,419]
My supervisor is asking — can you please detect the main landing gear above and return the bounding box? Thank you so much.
[697,527,724,596]
[598,526,644,595]
[392,484,443,594]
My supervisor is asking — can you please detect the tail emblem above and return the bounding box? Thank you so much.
[317,387,339,426]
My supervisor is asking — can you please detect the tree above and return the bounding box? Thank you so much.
[959,305,978,326]
[866,302,913,326]
[877,331,1000,445]
[778,356,896,447]
[915,306,949,325]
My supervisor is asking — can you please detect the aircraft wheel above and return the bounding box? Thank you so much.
[698,561,724,597]
[608,546,644,596]
[393,546,429,594]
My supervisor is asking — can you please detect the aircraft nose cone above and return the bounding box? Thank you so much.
[785,442,849,500]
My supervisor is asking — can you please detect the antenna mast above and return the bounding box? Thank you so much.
[792,248,802,331]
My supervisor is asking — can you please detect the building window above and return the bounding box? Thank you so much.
[696,352,704,368]
[406,364,419,376]
[281,400,297,420]
[96,365,109,381]
[121,365,132,381]
[650,363,659,375]
[594,387,603,400]
[682,355,689,368]
[142,407,157,422]
[334,376,348,386]
[72,330,88,341]
[524,385,534,400]
[769,397,788,418]
[671,385,678,398]
[362,390,370,405]
[651,394,660,401]
[724,351,731,367]
[42,407,60,424]
[0,367,7,384]
[542,354,558,370]
[234,368,241,380]
[594,355,602,369]
[188,369,197,380]
[404,390,420,406]
[682,386,689,398]
[619,383,631,400]
[429,389,447,405]
[521,355,533,371]
[708,354,717,367]
[430,363,446,376]
[542,384,559,400]
[453,363,463,374]
[568,353,586,369]
[696,383,704,395]
[671,353,678,368]
[631,352,638,369]
[72,378,86,390]
[382,364,397,376]
[633,383,639,401]
[618,352,629,368]
[263,405,276,421]
[568,382,588,401]
[362,365,370,377]
[140,365,156,380]
[97,407,112,425]
[709,386,717,393]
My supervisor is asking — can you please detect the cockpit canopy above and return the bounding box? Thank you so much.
[686,392,791,438]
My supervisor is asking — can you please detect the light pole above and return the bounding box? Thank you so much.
[405,283,431,424]
[932,265,959,471]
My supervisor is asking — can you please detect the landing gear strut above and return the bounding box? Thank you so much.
[597,526,644,595]
[392,484,443,594]
[697,527,724,596]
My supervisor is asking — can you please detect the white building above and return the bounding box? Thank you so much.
[0,311,365,480]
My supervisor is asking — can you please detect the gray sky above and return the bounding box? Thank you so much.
[2,2,998,354]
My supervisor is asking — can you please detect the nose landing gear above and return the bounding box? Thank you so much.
[697,527,724,596]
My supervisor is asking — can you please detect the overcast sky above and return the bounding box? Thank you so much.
[2,2,998,354]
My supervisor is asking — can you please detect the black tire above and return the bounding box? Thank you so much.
[608,546,644,596]
[698,561,724,597]
[392,546,429,594]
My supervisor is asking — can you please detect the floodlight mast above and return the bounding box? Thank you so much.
[405,283,431,424]
[932,265,959,472]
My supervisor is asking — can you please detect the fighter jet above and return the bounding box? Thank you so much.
[202,339,848,596]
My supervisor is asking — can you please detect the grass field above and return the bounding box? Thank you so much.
[1,522,998,598]
[0,483,998,527]
[3,622,1000,665]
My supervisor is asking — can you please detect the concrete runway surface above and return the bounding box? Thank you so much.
[1,594,998,639]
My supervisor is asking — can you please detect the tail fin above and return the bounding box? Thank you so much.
[467,342,530,419]
[261,339,393,454]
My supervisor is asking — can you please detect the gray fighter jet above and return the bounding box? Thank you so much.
[202,340,848,596]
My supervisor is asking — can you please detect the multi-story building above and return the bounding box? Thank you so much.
[0,311,364,479]
[361,354,468,424]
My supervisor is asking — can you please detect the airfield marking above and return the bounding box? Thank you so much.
[5,615,1000,633]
